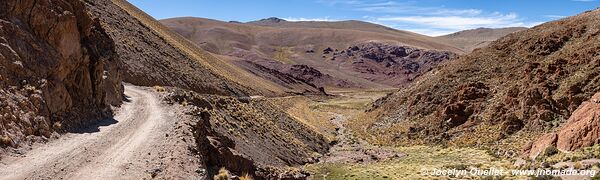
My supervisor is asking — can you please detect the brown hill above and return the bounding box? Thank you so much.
[438,27,527,53]
[86,1,323,96]
[161,17,461,89]
[352,8,600,151]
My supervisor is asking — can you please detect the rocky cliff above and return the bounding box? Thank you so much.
[0,0,123,147]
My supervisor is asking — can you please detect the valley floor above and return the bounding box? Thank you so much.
[0,85,201,179]
[270,89,599,179]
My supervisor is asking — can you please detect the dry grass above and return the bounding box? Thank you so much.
[239,174,253,180]
[267,89,393,141]
[214,168,231,180]
[304,146,515,179]
[273,47,295,64]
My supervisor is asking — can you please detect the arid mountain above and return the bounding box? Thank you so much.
[353,9,600,151]
[0,0,123,147]
[161,17,460,89]
[438,27,527,53]
[88,0,325,96]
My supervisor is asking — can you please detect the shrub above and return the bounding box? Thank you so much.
[574,162,584,170]
[543,145,559,157]
[240,174,253,180]
[153,86,166,92]
[53,122,62,130]
[214,168,231,180]
[0,135,11,146]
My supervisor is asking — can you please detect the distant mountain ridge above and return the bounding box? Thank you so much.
[161,17,463,89]
[438,27,528,52]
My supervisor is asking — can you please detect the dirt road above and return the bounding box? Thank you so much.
[0,85,199,179]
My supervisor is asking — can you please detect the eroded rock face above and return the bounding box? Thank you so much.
[0,0,122,147]
[557,92,600,151]
[165,89,329,179]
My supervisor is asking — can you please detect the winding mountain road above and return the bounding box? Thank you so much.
[0,85,187,179]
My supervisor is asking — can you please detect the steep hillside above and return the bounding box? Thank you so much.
[0,0,123,147]
[353,9,600,151]
[438,27,527,52]
[164,88,330,179]
[161,17,459,89]
[82,0,255,97]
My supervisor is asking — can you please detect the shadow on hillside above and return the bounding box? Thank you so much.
[70,118,119,134]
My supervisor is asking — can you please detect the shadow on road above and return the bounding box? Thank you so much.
[70,118,119,134]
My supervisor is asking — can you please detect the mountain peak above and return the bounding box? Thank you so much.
[254,17,287,23]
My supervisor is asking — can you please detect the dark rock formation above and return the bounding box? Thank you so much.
[337,42,456,87]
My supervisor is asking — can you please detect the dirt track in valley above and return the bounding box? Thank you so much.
[0,85,200,180]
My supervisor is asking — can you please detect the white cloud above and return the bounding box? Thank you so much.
[317,0,543,36]
[544,15,566,19]
[376,13,520,30]
[283,17,339,22]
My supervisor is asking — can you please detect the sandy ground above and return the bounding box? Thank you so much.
[0,85,202,180]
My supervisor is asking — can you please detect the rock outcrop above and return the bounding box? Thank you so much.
[0,0,122,147]
[165,89,330,179]
[329,42,456,87]
[557,92,600,151]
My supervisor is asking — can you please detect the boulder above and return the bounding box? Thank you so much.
[557,92,600,151]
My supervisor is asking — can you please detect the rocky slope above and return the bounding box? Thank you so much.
[322,42,456,87]
[356,8,600,151]
[556,92,600,151]
[0,0,123,148]
[438,27,527,53]
[164,88,330,179]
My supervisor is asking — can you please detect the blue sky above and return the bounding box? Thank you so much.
[128,0,599,36]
